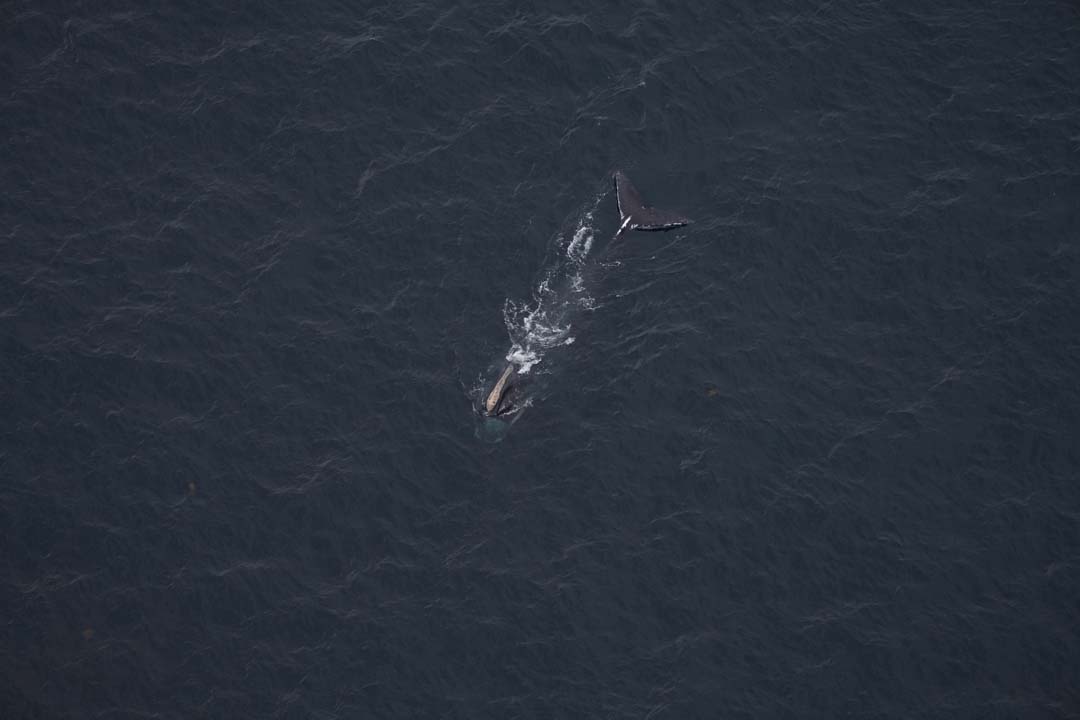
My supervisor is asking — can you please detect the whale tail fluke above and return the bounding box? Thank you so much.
[613,170,691,231]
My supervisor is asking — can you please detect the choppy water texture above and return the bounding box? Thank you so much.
[3,1,1080,718]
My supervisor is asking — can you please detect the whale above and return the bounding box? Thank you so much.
[481,171,690,418]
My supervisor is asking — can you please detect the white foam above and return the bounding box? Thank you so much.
[566,210,595,264]
[501,193,605,375]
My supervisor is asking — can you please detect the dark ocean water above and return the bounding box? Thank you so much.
[3,1,1080,717]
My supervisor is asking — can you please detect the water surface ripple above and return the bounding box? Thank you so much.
[2,1,1079,718]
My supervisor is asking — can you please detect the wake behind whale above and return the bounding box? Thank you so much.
[474,171,690,441]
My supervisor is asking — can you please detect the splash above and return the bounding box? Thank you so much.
[503,199,600,374]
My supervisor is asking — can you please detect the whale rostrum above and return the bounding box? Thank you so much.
[484,363,517,416]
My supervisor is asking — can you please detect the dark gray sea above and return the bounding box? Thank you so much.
[3,1,1079,718]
